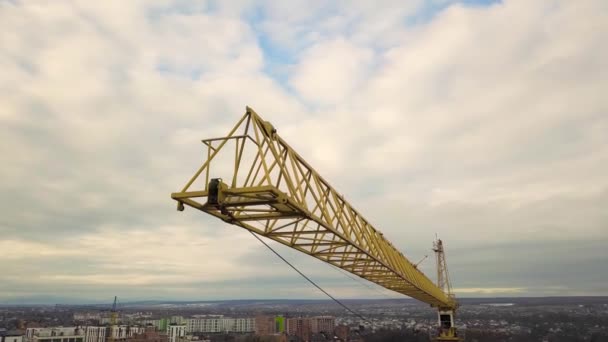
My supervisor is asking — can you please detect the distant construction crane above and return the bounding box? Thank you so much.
[108,296,118,342]
[171,107,462,341]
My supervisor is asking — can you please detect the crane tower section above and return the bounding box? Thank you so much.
[108,296,118,342]
[434,239,460,341]
[434,239,454,297]
[171,107,458,311]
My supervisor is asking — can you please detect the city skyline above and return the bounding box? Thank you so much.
[1,0,607,302]
[4,298,608,341]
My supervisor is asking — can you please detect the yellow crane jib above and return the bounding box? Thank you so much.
[171,107,461,341]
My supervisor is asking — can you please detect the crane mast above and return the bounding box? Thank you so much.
[434,239,460,341]
[108,296,118,342]
[171,107,461,341]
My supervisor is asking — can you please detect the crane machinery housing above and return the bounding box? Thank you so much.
[171,107,461,341]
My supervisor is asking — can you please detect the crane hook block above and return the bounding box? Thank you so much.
[208,178,228,205]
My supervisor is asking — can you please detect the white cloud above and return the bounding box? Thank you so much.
[0,225,274,287]
[454,287,525,295]
[290,39,374,105]
[1,0,607,301]
[253,0,425,51]
[0,240,81,259]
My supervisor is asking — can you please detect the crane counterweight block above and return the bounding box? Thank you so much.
[171,106,461,340]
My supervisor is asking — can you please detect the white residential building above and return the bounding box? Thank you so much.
[73,313,102,322]
[25,327,85,342]
[1,330,24,342]
[3,336,23,342]
[108,326,145,340]
[139,320,164,332]
[186,318,222,334]
[185,317,255,334]
[223,318,255,333]
[26,326,144,342]
[84,327,105,342]
[169,317,186,325]
[166,325,185,342]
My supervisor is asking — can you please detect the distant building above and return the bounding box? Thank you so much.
[83,327,105,342]
[126,327,167,342]
[26,326,145,342]
[185,317,254,334]
[74,314,102,322]
[169,318,186,326]
[186,318,222,334]
[255,316,276,335]
[285,316,335,341]
[334,325,349,341]
[100,316,122,326]
[286,318,311,342]
[25,327,85,342]
[310,317,334,334]
[310,333,330,342]
[1,330,24,342]
[225,318,254,333]
[166,325,185,342]
[139,320,168,333]
[275,316,285,334]
[108,326,146,341]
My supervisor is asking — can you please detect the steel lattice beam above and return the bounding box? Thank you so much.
[171,107,457,310]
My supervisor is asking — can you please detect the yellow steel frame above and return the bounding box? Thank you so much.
[171,107,458,311]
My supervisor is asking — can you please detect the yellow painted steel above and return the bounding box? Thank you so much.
[108,296,117,342]
[171,107,458,311]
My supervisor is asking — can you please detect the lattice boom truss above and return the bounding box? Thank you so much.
[171,107,457,310]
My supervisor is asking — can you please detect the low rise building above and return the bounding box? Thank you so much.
[1,330,24,342]
[26,326,144,342]
[25,327,85,342]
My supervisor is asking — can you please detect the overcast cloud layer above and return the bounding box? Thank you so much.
[1,0,607,303]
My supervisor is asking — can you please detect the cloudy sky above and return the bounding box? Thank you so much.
[1,0,607,304]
